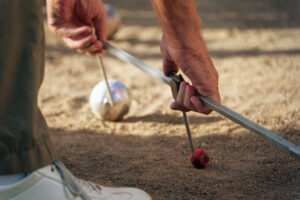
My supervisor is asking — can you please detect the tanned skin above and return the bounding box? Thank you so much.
[46,0,107,56]
[151,0,220,114]
[47,0,220,114]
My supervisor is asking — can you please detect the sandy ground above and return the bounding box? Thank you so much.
[40,0,300,199]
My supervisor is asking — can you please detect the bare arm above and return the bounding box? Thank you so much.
[151,0,220,114]
[151,0,202,49]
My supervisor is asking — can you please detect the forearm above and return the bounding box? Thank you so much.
[151,0,202,49]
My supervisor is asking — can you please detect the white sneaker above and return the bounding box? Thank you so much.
[0,161,152,200]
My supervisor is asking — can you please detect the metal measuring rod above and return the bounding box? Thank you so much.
[92,27,114,105]
[95,55,115,105]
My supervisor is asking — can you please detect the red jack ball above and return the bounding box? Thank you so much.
[190,149,209,169]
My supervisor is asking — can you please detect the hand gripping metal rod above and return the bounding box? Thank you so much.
[102,41,300,160]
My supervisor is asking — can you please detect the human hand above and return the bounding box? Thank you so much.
[46,0,107,56]
[160,35,221,114]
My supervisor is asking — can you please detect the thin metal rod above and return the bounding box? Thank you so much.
[182,112,195,156]
[103,41,300,160]
[103,42,172,85]
[96,55,115,105]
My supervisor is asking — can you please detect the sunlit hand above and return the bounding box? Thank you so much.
[160,35,221,114]
[46,0,107,56]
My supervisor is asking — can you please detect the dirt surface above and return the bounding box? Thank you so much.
[41,0,300,199]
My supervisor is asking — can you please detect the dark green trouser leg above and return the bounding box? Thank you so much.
[0,0,57,174]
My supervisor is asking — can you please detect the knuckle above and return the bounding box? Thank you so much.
[202,109,212,115]
[65,42,76,50]
[47,19,62,35]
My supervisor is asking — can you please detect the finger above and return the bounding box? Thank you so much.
[86,49,105,56]
[194,84,221,114]
[183,85,196,110]
[176,82,187,105]
[94,20,107,42]
[163,58,179,76]
[87,49,105,56]
[170,101,190,112]
[93,11,107,42]
[49,23,92,39]
[63,34,97,50]
[77,41,104,54]
[190,96,212,115]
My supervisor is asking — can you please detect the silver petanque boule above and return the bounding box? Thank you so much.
[89,80,131,121]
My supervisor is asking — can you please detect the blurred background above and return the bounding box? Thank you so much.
[41,0,300,199]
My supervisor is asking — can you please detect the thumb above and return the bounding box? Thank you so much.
[160,35,179,76]
[162,58,179,76]
[93,12,107,42]
[48,22,92,39]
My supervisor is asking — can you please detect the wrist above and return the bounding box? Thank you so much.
[163,34,210,63]
[162,13,203,49]
[151,0,203,49]
[164,36,217,82]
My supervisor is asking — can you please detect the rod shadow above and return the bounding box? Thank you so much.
[49,126,300,200]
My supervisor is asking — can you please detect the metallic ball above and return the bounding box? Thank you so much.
[90,80,131,121]
[105,4,122,39]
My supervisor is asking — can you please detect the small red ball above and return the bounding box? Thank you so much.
[190,149,209,169]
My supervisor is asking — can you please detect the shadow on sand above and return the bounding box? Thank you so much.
[50,125,300,200]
